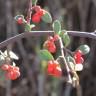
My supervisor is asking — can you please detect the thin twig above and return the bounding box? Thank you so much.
[0,31,96,49]
[59,37,72,83]
[26,0,32,24]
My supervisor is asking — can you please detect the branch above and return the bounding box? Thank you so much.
[0,31,96,49]
[26,0,32,24]
[59,37,72,83]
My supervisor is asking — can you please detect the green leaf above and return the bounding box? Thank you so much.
[62,32,70,47]
[32,0,37,5]
[52,20,61,34]
[25,24,31,31]
[41,12,52,23]
[66,55,75,64]
[77,45,90,55]
[38,49,54,61]
[66,56,75,70]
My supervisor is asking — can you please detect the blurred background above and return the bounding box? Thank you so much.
[0,0,96,96]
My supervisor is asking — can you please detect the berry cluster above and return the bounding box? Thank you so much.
[43,35,59,53]
[47,60,62,77]
[32,6,46,23]
[1,64,20,80]
[16,6,46,25]
[74,50,84,71]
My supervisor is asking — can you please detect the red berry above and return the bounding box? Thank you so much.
[53,35,60,41]
[47,61,57,75]
[47,60,62,77]
[32,13,41,23]
[53,66,62,77]
[34,6,41,12]
[14,66,19,71]
[7,65,14,72]
[43,40,56,53]
[6,71,16,80]
[17,17,23,24]
[1,64,9,71]
[36,9,46,16]
[48,44,56,53]
[14,70,20,77]
[6,70,20,80]
[48,36,54,42]
[74,50,83,64]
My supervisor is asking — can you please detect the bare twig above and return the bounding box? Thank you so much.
[26,0,32,24]
[59,37,73,96]
[0,31,96,49]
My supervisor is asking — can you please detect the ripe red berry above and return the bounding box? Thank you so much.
[32,13,41,23]
[48,44,56,53]
[14,66,19,71]
[53,66,62,77]
[48,36,54,42]
[47,60,62,77]
[6,70,20,80]
[1,64,9,71]
[74,50,84,71]
[43,40,56,53]
[36,9,46,16]
[17,17,23,24]
[7,65,14,72]
[47,60,57,75]
[74,50,83,64]
[34,6,41,12]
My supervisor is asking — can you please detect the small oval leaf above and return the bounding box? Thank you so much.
[77,45,90,55]
[52,20,61,34]
[25,24,31,31]
[66,55,75,64]
[38,49,54,61]
[66,56,75,70]
[32,0,37,5]
[63,32,70,47]
[41,12,52,23]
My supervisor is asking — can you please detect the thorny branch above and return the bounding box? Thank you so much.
[0,31,96,49]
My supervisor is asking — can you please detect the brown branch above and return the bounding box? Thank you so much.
[26,0,32,24]
[0,31,96,49]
